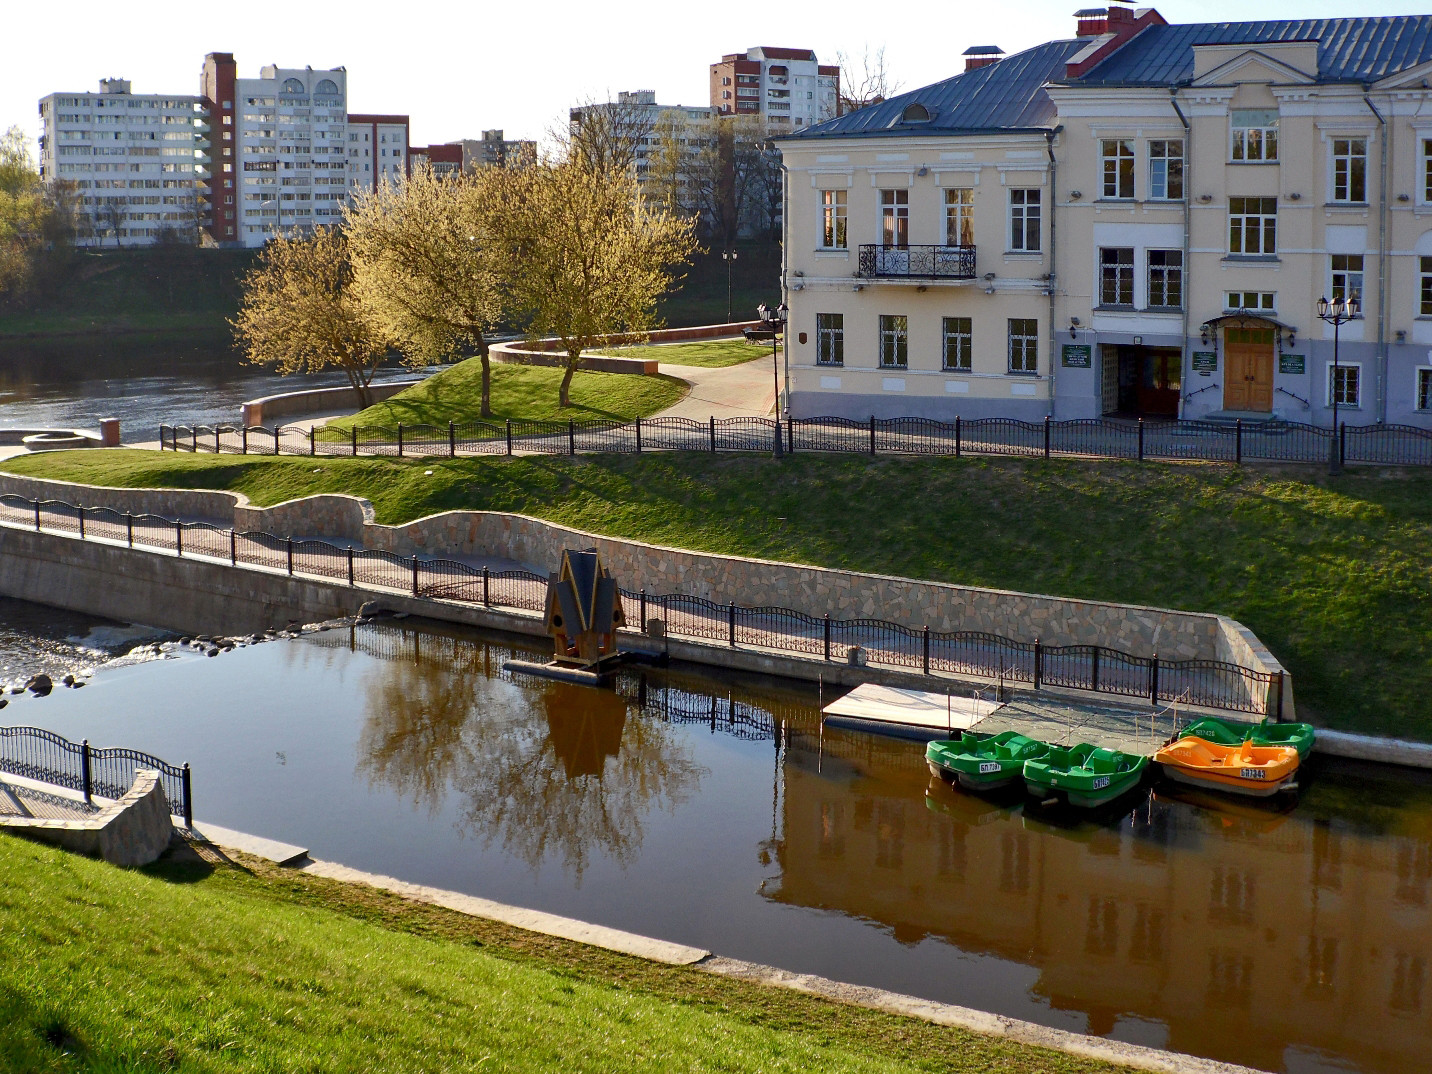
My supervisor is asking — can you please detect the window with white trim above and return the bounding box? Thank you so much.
[1423,139,1432,203]
[820,189,847,249]
[944,188,973,246]
[1008,189,1040,252]
[1231,109,1278,161]
[880,189,908,247]
[1008,318,1038,374]
[1101,139,1134,199]
[1417,368,1432,411]
[816,313,843,365]
[1226,291,1275,312]
[1147,249,1183,308]
[1331,138,1367,203]
[1149,139,1184,200]
[1330,254,1363,307]
[1328,363,1361,407]
[942,317,972,371]
[1229,196,1277,255]
[1421,257,1432,316]
[879,314,908,368]
[1099,247,1134,306]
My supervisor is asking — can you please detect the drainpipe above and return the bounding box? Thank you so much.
[1045,126,1061,417]
[780,157,791,416]
[1363,92,1389,423]
[1170,88,1192,420]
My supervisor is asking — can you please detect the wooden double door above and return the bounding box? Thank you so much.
[1223,327,1274,412]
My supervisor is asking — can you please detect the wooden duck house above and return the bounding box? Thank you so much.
[543,548,626,667]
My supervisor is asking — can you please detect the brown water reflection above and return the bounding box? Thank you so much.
[353,628,707,880]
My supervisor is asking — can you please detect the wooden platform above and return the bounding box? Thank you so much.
[822,683,1004,741]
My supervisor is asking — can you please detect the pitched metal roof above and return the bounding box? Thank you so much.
[1077,15,1432,85]
[786,39,1087,141]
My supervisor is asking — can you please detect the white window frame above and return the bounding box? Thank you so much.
[820,189,847,249]
[880,189,908,248]
[1229,196,1277,256]
[1008,189,1041,253]
[942,316,972,371]
[944,188,974,246]
[1327,362,1362,408]
[1098,247,1135,307]
[1421,257,1432,316]
[1330,137,1368,204]
[1148,139,1184,201]
[1147,249,1183,309]
[1422,138,1432,205]
[1231,109,1278,162]
[1225,290,1276,313]
[878,314,908,368]
[1008,318,1038,374]
[1330,254,1364,309]
[1417,367,1432,412]
[816,313,844,366]
[1100,139,1135,199]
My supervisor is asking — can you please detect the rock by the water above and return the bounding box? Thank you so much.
[26,674,53,696]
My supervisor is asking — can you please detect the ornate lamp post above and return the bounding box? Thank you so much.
[758,302,788,458]
[1316,291,1360,476]
[722,249,738,323]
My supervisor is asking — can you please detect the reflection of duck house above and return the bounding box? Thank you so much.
[503,548,629,685]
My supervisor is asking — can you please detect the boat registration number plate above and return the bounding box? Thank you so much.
[1240,768,1267,780]
[1092,776,1110,790]
[978,762,1001,774]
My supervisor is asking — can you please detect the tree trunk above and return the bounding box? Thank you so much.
[559,350,580,408]
[477,337,492,418]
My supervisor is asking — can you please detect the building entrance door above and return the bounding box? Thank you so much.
[1223,328,1274,412]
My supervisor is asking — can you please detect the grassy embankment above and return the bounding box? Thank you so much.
[0,835,1124,1074]
[7,450,1430,741]
[593,338,773,368]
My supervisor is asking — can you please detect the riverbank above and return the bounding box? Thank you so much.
[3,450,1427,740]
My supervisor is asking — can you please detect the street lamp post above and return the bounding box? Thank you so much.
[1316,291,1360,476]
[758,302,788,458]
[722,250,738,324]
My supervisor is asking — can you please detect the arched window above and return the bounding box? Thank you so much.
[281,78,305,94]
[314,79,338,95]
[901,102,933,124]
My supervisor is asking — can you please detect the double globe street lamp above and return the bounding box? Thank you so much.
[1315,291,1360,476]
[757,302,788,458]
[722,250,738,323]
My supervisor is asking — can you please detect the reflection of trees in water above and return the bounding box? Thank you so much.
[354,628,706,881]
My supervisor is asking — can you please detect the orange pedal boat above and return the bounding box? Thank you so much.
[1153,735,1300,798]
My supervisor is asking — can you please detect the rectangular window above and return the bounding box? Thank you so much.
[1329,364,1361,407]
[944,188,974,246]
[1331,254,1364,307]
[878,314,908,368]
[1331,138,1367,203]
[1423,139,1432,204]
[1421,257,1432,316]
[1008,318,1038,374]
[1231,109,1278,161]
[1228,196,1277,256]
[942,317,972,371]
[820,189,847,249]
[1149,139,1184,200]
[816,313,844,366]
[1101,139,1134,199]
[1099,247,1134,306]
[1147,249,1183,308]
[880,189,908,247]
[1226,290,1276,312]
[1418,368,1432,411]
[1009,189,1041,252]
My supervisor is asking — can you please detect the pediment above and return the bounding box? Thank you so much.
[1192,49,1317,89]
[1374,58,1432,91]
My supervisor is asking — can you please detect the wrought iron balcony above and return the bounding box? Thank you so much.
[858,244,977,280]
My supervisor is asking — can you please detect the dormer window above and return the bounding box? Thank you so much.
[901,102,933,124]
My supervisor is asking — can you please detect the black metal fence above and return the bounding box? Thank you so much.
[0,492,1284,718]
[158,414,1432,468]
[0,724,192,826]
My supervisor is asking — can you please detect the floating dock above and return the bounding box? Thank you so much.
[821,683,1004,741]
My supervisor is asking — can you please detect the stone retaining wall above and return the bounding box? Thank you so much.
[240,380,421,426]
[492,321,764,376]
[2,770,174,867]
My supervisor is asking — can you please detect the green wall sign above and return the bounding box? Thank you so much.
[1061,344,1092,368]
[1279,353,1306,375]
[1191,351,1218,372]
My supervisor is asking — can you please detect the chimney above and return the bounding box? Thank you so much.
[963,46,1005,72]
[1075,8,1108,36]
[1107,0,1136,28]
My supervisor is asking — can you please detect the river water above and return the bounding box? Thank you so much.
[1,605,1428,1074]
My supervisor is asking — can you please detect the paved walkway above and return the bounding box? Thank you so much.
[651,357,776,419]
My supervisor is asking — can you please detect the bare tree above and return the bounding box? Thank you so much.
[836,46,902,115]
[558,94,658,175]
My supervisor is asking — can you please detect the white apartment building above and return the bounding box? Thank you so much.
[346,114,411,197]
[710,47,839,132]
[38,79,206,247]
[569,91,715,181]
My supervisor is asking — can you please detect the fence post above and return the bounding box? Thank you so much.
[397,424,404,457]
[242,425,249,454]
[824,614,831,661]
[1091,645,1101,693]
[33,501,39,531]
[635,416,642,453]
[181,763,192,828]
[709,416,716,453]
[216,427,222,454]
[506,419,513,456]
[77,506,85,540]
[231,529,237,566]
[1034,638,1042,690]
[449,421,456,458]
[923,625,931,674]
[286,537,294,576]
[728,602,736,647]
[786,418,794,454]
[955,415,962,458]
[1274,671,1285,722]
[160,425,168,450]
[640,589,647,632]
[1149,654,1160,704]
[351,425,358,457]
[347,546,354,586]
[569,419,576,455]
[81,740,92,805]
[483,565,490,606]
[412,555,419,597]
[175,521,183,557]
[126,512,134,548]
[273,426,280,455]
[1137,418,1145,461]
[1043,416,1051,459]
[191,427,197,453]
[1235,418,1243,465]
[307,426,314,456]
[1339,422,1347,469]
[869,415,876,455]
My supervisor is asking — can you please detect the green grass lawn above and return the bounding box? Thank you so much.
[0,834,1124,1073]
[7,450,1430,740]
[321,359,688,434]
[593,338,774,368]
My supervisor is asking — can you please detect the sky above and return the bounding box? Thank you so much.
[5,0,1431,153]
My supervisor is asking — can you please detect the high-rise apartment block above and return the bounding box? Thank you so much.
[709,47,839,131]
[38,79,207,246]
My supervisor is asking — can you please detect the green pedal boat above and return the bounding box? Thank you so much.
[1023,743,1149,809]
[926,731,1052,792]
[1178,716,1315,760]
